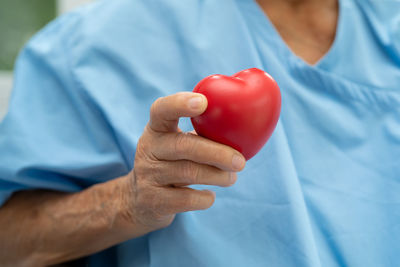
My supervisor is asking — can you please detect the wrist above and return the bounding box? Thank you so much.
[107,172,151,239]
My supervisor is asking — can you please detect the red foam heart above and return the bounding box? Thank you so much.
[191,68,281,160]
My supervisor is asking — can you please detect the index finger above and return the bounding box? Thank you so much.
[153,132,246,172]
[149,92,207,132]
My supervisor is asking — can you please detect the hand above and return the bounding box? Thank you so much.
[0,92,247,266]
[125,92,246,232]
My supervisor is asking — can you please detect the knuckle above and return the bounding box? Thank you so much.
[137,127,163,162]
[175,133,195,156]
[147,160,162,182]
[147,191,170,219]
[150,97,163,117]
[135,141,159,176]
[181,161,200,184]
[137,134,151,155]
[149,98,163,125]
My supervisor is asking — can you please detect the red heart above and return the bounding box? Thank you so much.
[191,68,281,160]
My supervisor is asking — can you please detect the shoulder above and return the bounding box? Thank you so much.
[24,0,212,57]
[28,0,221,48]
[23,0,235,71]
[20,0,250,99]
[18,0,211,97]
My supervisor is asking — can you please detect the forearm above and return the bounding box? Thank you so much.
[0,175,143,267]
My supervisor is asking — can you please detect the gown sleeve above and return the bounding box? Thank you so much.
[0,11,129,207]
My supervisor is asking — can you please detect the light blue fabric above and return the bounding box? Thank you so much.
[1,0,400,266]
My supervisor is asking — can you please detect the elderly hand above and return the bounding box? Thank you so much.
[125,92,246,231]
[0,92,246,267]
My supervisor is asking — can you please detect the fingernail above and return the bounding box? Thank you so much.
[229,173,237,184]
[188,96,203,110]
[232,155,245,171]
[204,190,216,197]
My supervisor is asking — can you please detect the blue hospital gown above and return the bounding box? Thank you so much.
[1,0,400,266]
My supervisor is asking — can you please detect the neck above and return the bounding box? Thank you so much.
[256,0,339,65]
[259,0,337,9]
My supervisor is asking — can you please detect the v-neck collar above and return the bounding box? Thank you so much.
[237,0,345,69]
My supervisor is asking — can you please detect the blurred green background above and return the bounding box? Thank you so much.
[0,0,56,70]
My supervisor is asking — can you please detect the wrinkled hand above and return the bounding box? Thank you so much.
[126,92,246,232]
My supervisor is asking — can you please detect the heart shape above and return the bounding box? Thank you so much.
[191,68,281,160]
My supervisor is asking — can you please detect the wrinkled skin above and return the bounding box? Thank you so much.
[126,92,246,231]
